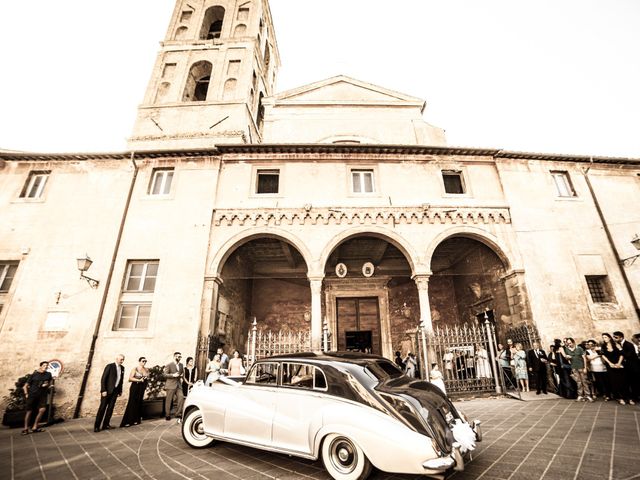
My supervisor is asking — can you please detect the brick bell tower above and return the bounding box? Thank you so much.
[128,0,280,150]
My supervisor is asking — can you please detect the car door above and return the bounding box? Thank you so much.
[222,362,279,446]
[272,363,330,454]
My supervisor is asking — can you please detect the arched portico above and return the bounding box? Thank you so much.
[424,228,532,342]
[209,227,314,277]
[320,230,421,359]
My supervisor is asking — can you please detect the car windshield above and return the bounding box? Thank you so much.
[364,359,404,381]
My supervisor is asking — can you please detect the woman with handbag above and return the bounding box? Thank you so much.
[228,350,246,377]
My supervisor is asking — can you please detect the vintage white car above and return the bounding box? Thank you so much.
[181,352,481,479]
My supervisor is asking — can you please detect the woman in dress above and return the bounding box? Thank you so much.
[429,363,446,395]
[442,349,454,379]
[475,344,491,379]
[227,350,245,377]
[205,354,222,386]
[514,343,529,392]
[182,357,197,397]
[600,332,629,405]
[497,343,515,388]
[120,357,148,427]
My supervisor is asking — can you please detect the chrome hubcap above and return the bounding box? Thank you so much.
[330,438,357,474]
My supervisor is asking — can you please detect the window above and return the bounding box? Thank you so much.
[551,171,576,197]
[183,61,212,101]
[256,169,279,194]
[237,6,250,21]
[442,170,465,194]
[246,362,278,385]
[115,303,151,330]
[115,260,159,331]
[0,262,18,292]
[20,171,50,199]
[200,6,225,40]
[585,275,615,303]
[124,261,158,292]
[149,168,174,195]
[351,169,375,193]
[281,363,327,390]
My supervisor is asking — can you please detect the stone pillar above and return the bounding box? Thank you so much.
[309,276,324,351]
[413,274,432,378]
[413,274,433,333]
[197,275,222,378]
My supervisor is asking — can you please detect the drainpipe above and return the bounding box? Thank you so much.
[73,152,139,418]
[581,164,640,321]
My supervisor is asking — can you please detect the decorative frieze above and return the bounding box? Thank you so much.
[213,206,511,227]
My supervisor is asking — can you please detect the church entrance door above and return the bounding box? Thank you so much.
[336,297,381,354]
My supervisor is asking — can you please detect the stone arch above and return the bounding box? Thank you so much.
[425,226,513,272]
[210,228,313,277]
[223,78,237,99]
[175,26,188,40]
[183,60,212,102]
[319,226,419,276]
[200,6,225,40]
[154,82,171,104]
[234,23,247,37]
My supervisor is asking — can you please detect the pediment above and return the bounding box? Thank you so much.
[272,75,424,106]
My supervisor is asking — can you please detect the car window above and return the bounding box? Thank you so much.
[365,359,404,381]
[281,363,328,391]
[245,362,278,386]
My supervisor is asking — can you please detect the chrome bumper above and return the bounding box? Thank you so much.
[422,420,481,474]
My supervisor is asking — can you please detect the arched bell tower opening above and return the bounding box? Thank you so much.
[322,234,418,359]
[429,235,517,341]
[214,236,310,358]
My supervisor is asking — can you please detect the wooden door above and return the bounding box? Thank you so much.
[336,297,381,354]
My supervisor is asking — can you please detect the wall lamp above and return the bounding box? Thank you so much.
[621,234,640,266]
[77,255,100,288]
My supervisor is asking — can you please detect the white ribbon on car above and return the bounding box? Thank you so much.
[451,419,476,453]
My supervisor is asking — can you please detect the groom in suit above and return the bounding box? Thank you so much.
[164,352,184,420]
[94,354,125,432]
[527,342,548,394]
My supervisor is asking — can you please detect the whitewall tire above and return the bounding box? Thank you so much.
[181,408,215,449]
[321,434,372,480]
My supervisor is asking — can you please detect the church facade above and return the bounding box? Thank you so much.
[1,0,639,417]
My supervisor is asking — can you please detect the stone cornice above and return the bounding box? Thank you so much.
[213,205,511,227]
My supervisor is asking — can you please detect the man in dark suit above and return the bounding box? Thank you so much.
[527,341,548,394]
[94,354,125,432]
[614,331,639,403]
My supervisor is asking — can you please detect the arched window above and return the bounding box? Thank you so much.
[223,78,237,100]
[183,61,212,102]
[175,26,188,40]
[256,92,265,133]
[234,24,247,36]
[264,45,270,71]
[200,6,225,40]
[154,82,171,104]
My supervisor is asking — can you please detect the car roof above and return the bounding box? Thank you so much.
[259,351,390,366]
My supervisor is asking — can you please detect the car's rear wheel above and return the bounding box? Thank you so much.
[181,408,215,449]
[321,434,372,480]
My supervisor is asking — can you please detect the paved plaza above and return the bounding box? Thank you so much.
[1,396,638,480]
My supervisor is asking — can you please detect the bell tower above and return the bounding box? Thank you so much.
[128,0,280,150]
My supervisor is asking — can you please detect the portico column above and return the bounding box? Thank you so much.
[309,276,324,351]
[197,275,222,378]
[413,274,433,333]
[413,274,433,378]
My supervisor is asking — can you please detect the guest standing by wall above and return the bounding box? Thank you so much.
[120,357,148,427]
[164,352,184,420]
[94,354,125,432]
[22,361,53,435]
[527,342,548,395]
[182,357,197,396]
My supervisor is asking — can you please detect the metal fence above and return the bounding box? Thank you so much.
[417,320,501,395]
[246,319,311,365]
[504,323,541,351]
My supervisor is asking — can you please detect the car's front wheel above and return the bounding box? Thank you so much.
[321,434,372,480]
[181,408,215,449]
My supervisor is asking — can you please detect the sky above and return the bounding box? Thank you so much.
[1,0,639,157]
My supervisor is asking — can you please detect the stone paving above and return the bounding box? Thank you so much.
[0,396,638,480]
